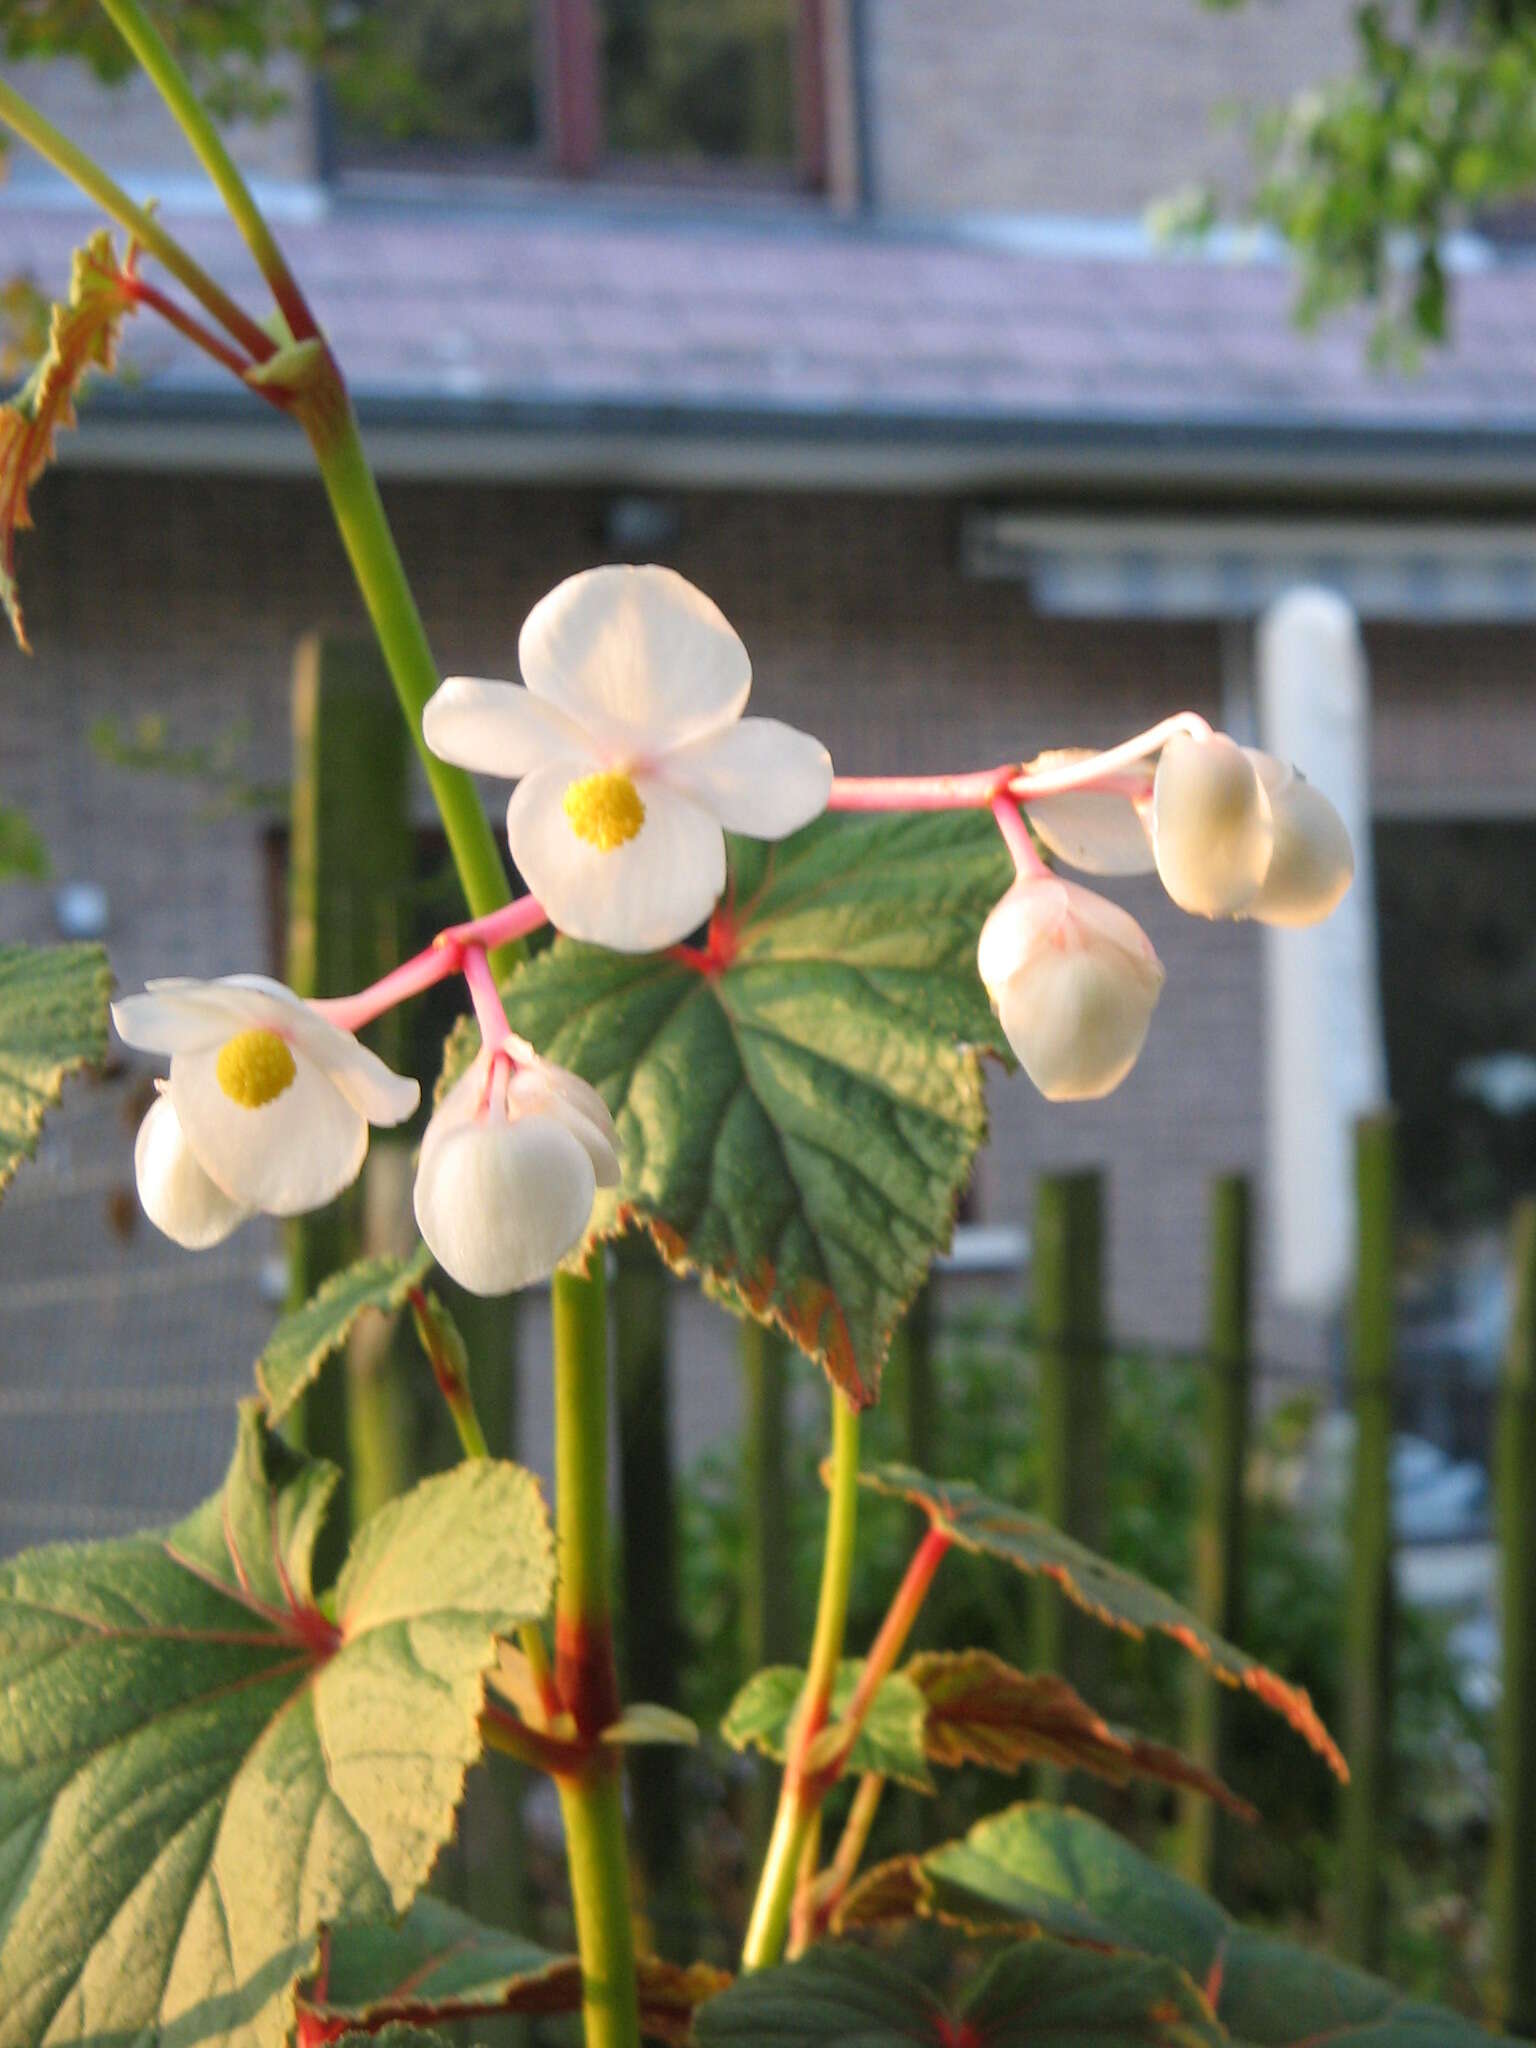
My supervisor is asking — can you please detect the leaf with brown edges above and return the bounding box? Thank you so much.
[1,231,135,650]
[906,1650,1256,1819]
[859,1464,1345,1778]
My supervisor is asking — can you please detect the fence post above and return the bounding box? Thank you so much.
[613,1237,685,1924]
[1496,1199,1536,2037]
[286,634,414,1537]
[1180,1174,1252,1891]
[1032,1172,1106,1699]
[1342,1111,1396,1968]
[741,1315,793,1858]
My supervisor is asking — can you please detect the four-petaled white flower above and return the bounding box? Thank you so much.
[423,564,833,953]
[413,1040,621,1296]
[113,976,420,1246]
[978,876,1165,1102]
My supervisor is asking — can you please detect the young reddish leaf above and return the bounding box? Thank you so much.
[0,1406,554,2048]
[838,1805,1503,2046]
[859,1463,1345,1778]
[297,1901,727,2045]
[905,1650,1256,1820]
[1,231,135,650]
[440,813,1012,1404]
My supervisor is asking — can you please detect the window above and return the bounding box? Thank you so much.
[326,0,825,187]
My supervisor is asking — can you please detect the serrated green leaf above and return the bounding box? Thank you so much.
[0,940,110,1200]
[442,812,1011,1402]
[0,1404,555,2048]
[695,1938,1219,2048]
[298,1901,728,2045]
[839,1804,1503,2046]
[2,231,135,650]
[0,806,47,881]
[905,1650,1255,1818]
[721,1659,932,1791]
[256,1242,435,1422]
[859,1464,1345,1777]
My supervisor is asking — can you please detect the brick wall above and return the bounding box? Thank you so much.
[863,0,1359,217]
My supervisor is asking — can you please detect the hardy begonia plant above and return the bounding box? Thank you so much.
[0,14,1498,2048]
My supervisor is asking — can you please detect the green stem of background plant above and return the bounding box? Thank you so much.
[0,77,275,361]
[740,1390,861,1971]
[96,0,318,340]
[552,1255,641,2048]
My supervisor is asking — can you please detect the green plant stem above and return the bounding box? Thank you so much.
[741,1390,861,1972]
[0,77,274,361]
[551,1256,640,2048]
[96,0,317,340]
[304,398,519,975]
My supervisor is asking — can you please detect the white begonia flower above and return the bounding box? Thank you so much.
[978,876,1165,1102]
[113,975,420,1231]
[1243,751,1355,928]
[1022,750,1156,876]
[1151,731,1274,918]
[413,1043,621,1296]
[422,565,833,953]
[133,1086,251,1249]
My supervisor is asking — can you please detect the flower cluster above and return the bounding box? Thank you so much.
[114,565,1353,1295]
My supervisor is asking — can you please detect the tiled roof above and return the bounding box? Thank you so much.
[8,190,1536,467]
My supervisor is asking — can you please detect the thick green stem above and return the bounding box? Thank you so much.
[741,1391,861,1972]
[0,77,273,361]
[96,0,317,339]
[304,397,518,973]
[552,1256,640,2048]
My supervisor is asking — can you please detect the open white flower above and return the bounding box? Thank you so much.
[1151,731,1274,918]
[423,565,833,952]
[413,1043,621,1296]
[113,975,420,1234]
[1243,751,1355,927]
[978,876,1165,1101]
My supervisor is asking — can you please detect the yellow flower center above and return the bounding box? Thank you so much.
[563,770,646,853]
[215,1027,298,1109]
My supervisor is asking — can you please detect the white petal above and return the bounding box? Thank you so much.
[1151,732,1274,918]
[977,878,1072,997]
[284,1009,421,1127]
[114,987,237,1056]
[659,717,833,839]
[1025,789,1155,876]
[509,1067,622,1188]
[507,762,726,952]
[518,565,751,755]
[997,939,1162,1102]
[133,1092,251,1248]
[414,1105,597,1296]
[1245,772,1354,928]
[169,1046,368,1215]
[423,676,593,780]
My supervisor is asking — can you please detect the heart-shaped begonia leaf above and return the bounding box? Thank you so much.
[256,1243,434,1422]
[440,813,1011,1402]
[0,940,110,1200]
[839,1804,1503,2046]
[859,1464,1344,1776]
[722,1659,932,1791]
[0,1405,554,2048]
[695,1937,1219,2048]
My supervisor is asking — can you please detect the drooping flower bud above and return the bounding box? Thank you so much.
[133,1087,251,1249]
[1151,731,1274,918]
[413,1047,621,1296]
[977,877,1165,1101]
[1242,752,1354,927]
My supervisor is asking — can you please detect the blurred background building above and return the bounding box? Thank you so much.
[0,1,1532,1549]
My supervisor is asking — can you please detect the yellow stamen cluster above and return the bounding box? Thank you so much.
[215,1028,298,1109]
[563,770,646,853]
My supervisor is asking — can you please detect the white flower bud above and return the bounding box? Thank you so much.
[1243,753,1354,927]
[133,1088,251,1249]
[413,1049,621,1297]
[1151,731,1274,918]
[978,877,1165,1102]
